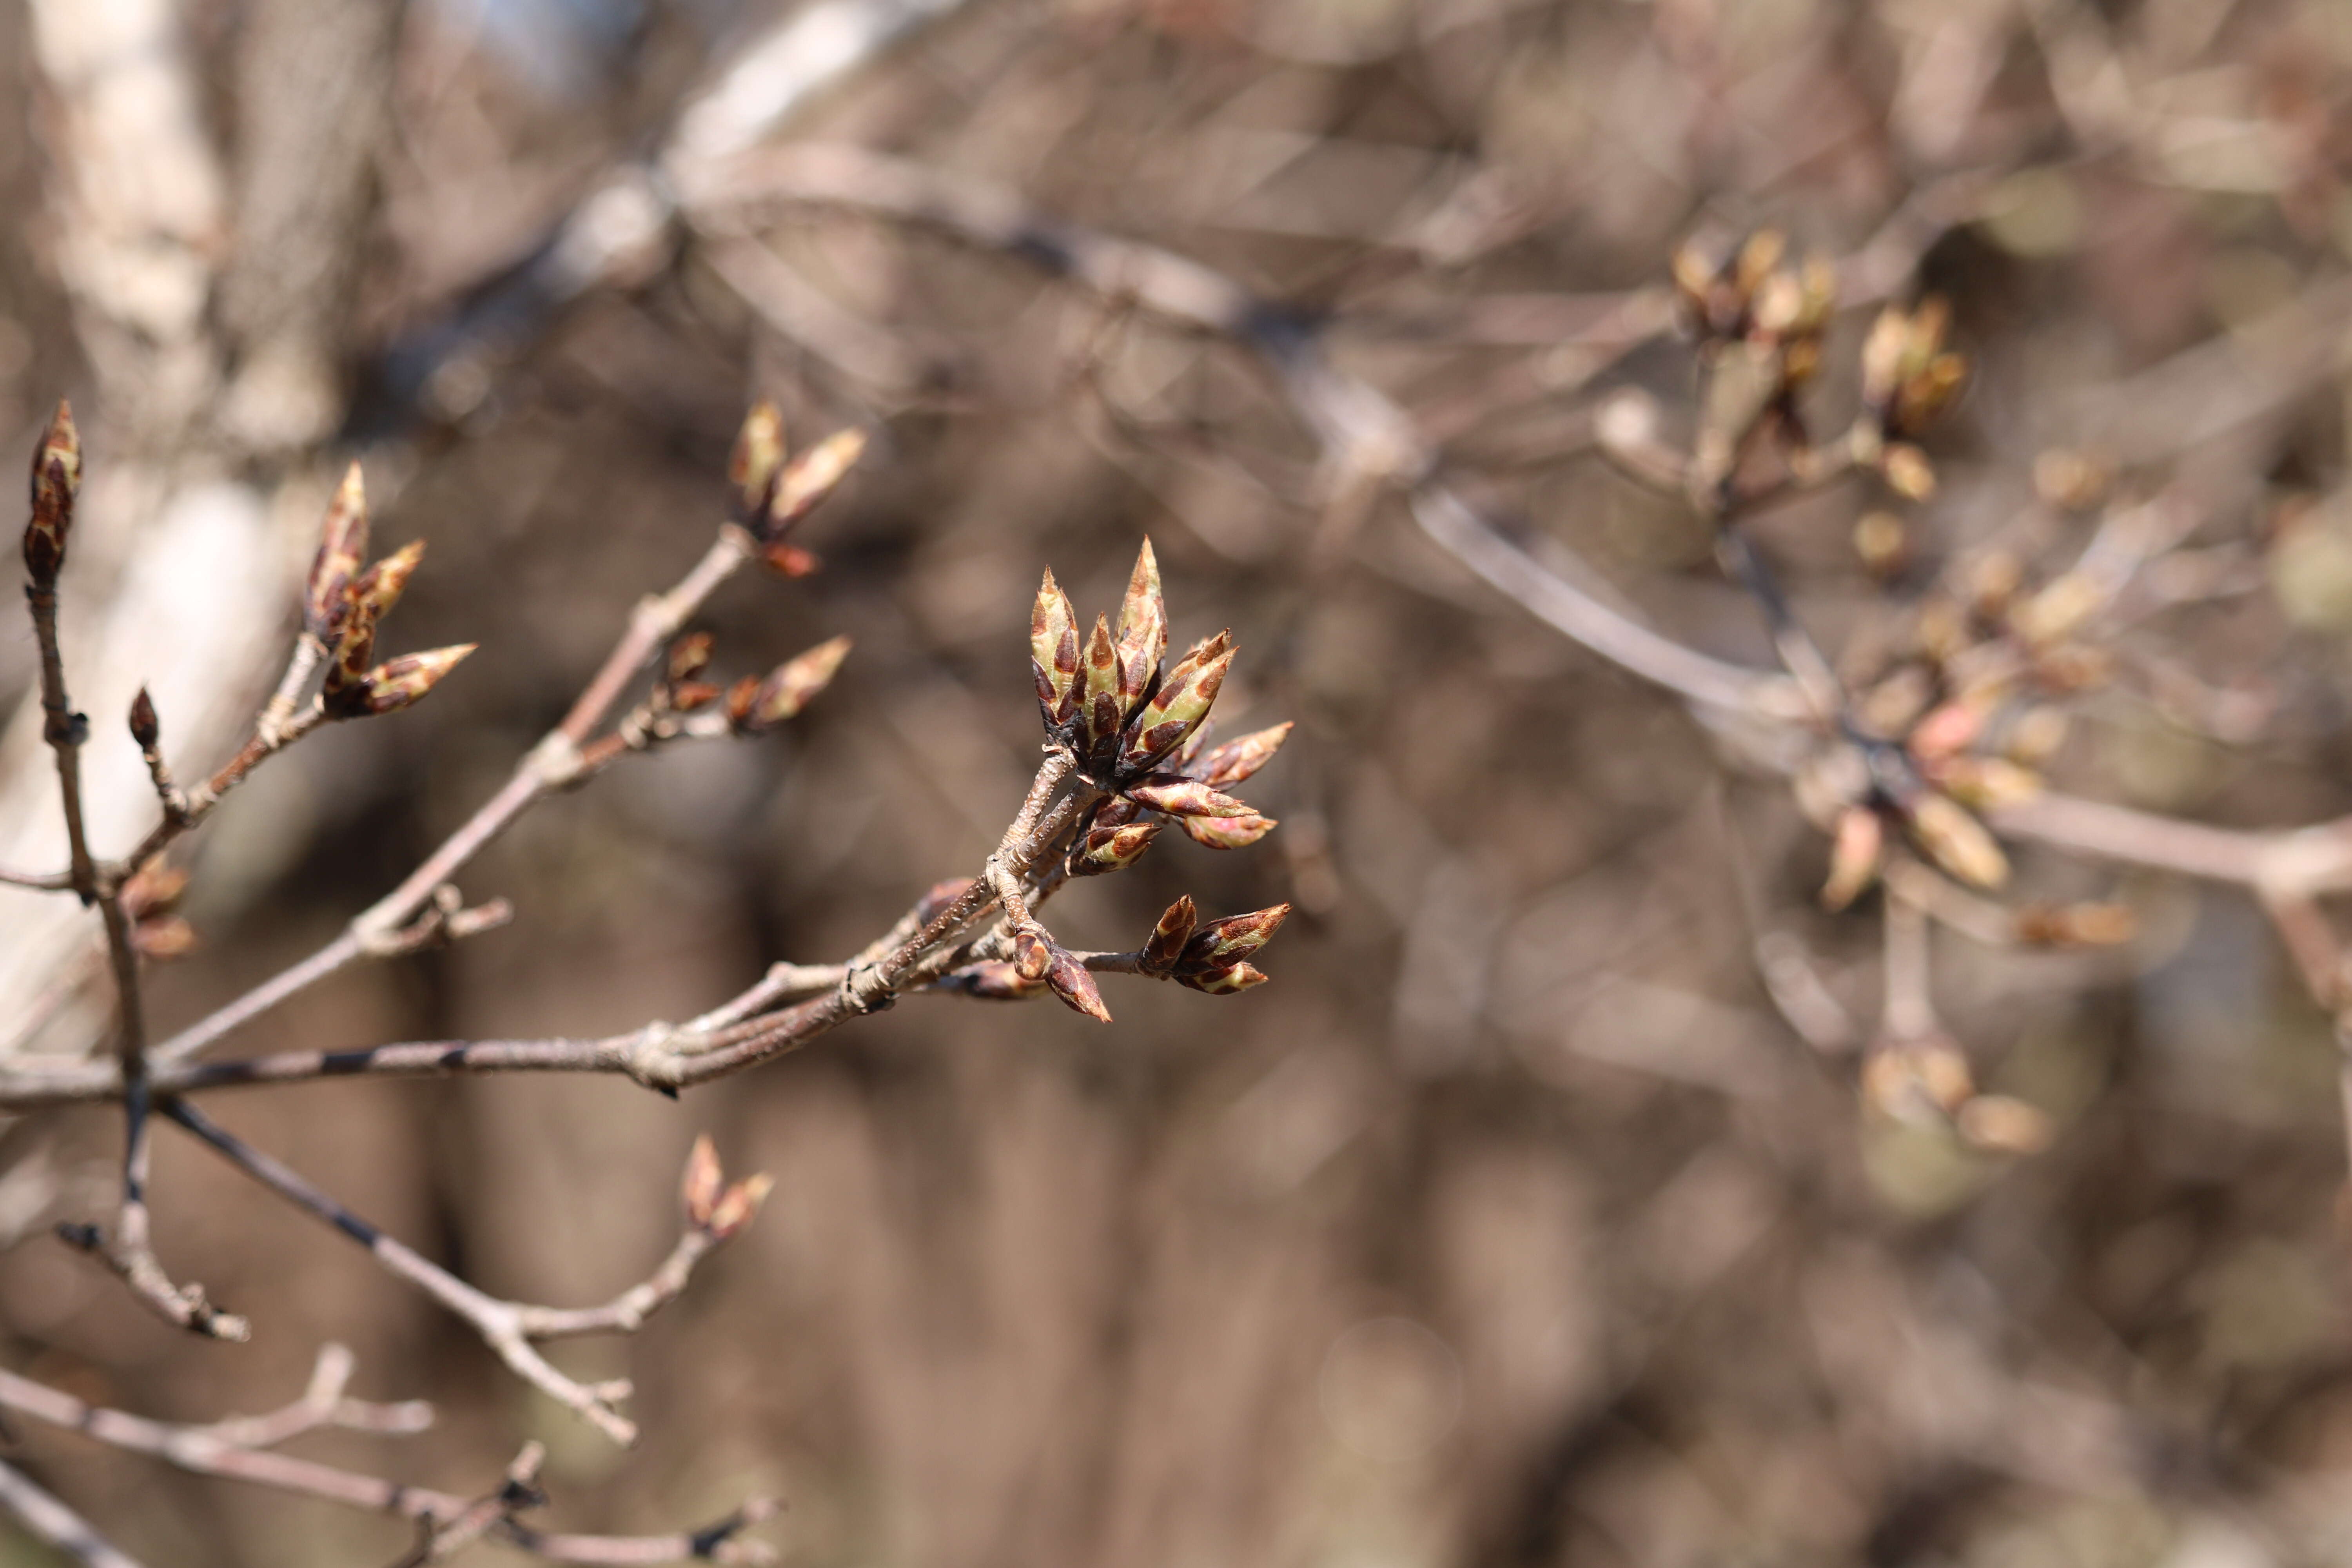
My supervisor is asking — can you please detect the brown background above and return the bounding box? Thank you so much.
[8,0,2352,1563]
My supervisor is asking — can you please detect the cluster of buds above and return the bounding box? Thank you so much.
[612,625,853,751]
[1671,231,1837,495]
[1138,895,1288,993]
[680,1134,771,1243]
[1857,299,1966,501]
[120,858,197,961]
[1670,230,1835,362]
[1032,540,1288,878]
[728,401,866,578]
[1860,1033,2053,1154]
[307,466,476,720]
[946,896,1291,1015]
[720,635,852,736]
[22,400,80,590]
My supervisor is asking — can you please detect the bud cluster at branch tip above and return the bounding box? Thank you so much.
[305,464,476,721]
[1031,540,1290,887]
[728,401,867,577]
[681,1135,773,1243]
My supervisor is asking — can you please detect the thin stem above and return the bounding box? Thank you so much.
[154,526,759,1067]
[31,573,231,1337]
[163,1099,640,1445]
[0,1365,774,1562]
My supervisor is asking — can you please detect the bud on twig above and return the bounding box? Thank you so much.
[1178,962,1268,995]
[346,644,477,718]
[305,463,370,641]
[131,915,199,961]
[1820,806,1882,911]
[1189,722,1292,789]
[734,636,851,732]
[1047,948,1112,1022]
[120,860,189,920]
[728,401,787,523]
[351,542,427,628]
[1861,1034,1973,1125]
[1014,929,1052,982]
[1179,812,1278,850]
[1074,820,1160,875]
[1119,632,1234,774]
[1080,614,1122,760]
[128,686,160,750]
[1123,775,1253,819]
[1907,793,2009,889]
[706,1174,773,1241]
[668,633,715,684]
[1031,569,1081,731]
[1177,904,1290,975]
[682,1135,724,1229]
[952,960,1051,999]
[23,401,80,586]
[761,540,822,578]
[1114,538,1167,701]
[1141,896,1197,975]
[764,429,866,536]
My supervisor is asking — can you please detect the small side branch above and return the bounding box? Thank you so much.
[0,1365,775,1563]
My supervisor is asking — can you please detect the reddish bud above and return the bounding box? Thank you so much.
[1080,614,1123,759]
[954,960,1051,999]
[320,597,382,708]
[1179,812,1277,850]
[1124,775,1253,819]
[670,680,721,713]
[667,633,715,684]
[305,463,370,641]
[1047,950,1112,1022]
[1141,896,1197,975]
[24,401,80,585]
[1074,820,1161,875]
[728,401,787,522]
[764,428,865,535]
[350,540,426,627]
[349,644,476,718]
[706,1174,773,1241]
[1031,568,1082,731]
[1014,929,1052,982]
[724,675,759,730]
[1119,632,1234,774]
[1091,796,1144,829]
[1189,722,1291,788]
[1114,538,1167,702]
[1906,699,1984,762]
[120,861,189,920]
[132,915,199,961]
[682,1135,724,1229]
[1178,904,1290,973]
[1176,962,1268,995]
[743,635,850,730]
[128,687,160,751]
[761,541,822,577]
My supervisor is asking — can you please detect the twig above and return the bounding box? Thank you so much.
[163,1101,652,1445]
[152,526,762,1067]
[0,1365,775,1563]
